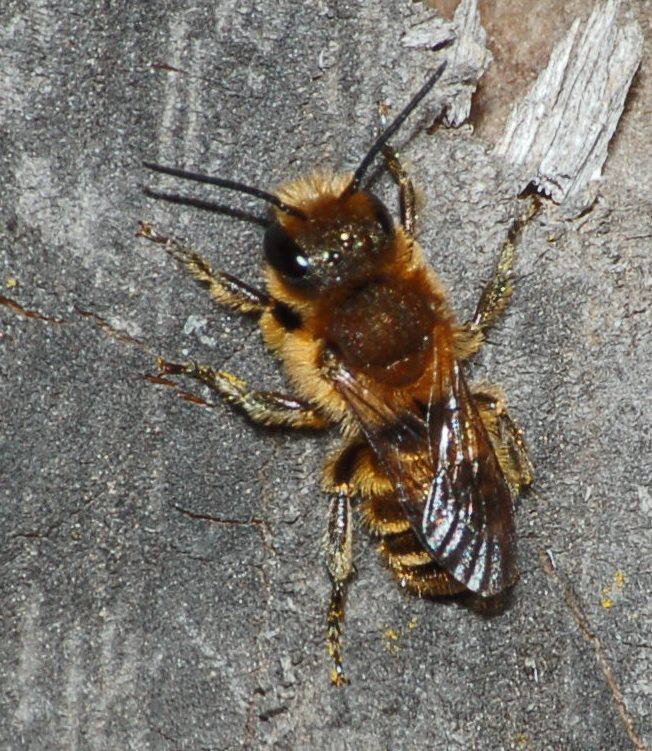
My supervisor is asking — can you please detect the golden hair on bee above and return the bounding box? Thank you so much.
[141,38,536,686]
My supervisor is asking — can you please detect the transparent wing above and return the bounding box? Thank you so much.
[327,353,516,596]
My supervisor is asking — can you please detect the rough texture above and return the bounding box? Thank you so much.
[402,0,493,126]
[494,0,644,211]
[1,2,650,751]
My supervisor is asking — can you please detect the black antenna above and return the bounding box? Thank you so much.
[343,39,453,197]
[142,186,270,227]
[142,161,308,220]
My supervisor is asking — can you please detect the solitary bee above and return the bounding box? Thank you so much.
[140,46,534,685]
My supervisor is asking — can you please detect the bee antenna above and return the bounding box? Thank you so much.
[142,161,308,220]
[343,40,452,198]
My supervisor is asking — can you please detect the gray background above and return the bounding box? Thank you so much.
[1,1,650,750]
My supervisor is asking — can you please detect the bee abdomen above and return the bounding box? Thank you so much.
[359,493,411,535]
[328,441,465,597]
[362,489,466,597]
[380,529,432,566]
[391,559,467,597]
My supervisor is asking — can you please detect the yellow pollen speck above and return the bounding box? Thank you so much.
[600,570,627,609]
[383,628,400,655]
[613,570,626,589]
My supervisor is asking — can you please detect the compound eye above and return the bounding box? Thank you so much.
[264,223,310,279]
[367,193,394,235]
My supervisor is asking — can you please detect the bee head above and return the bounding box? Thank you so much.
[143,43,450,291]
[262,50,449,292]
[263,187,394,291]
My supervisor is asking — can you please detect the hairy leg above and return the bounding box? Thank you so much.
[472,384,534,492]
[138,222,272,315]
[157,358,328,430]
[324,489,354,686]
[382,144,417,237]
[456,198,540,359]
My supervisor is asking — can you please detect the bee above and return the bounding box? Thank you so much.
[140,44,535,686]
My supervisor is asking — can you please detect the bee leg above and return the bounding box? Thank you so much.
[381,145,417,237]
[472,386,534,491]
[137,222,271,316]
[325,489,353,686]
[157,358,329,429]
[457,198,540,357]
[498,408,534,490]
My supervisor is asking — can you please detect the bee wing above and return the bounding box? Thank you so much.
[327,354,516,596]
[418,360,517,595]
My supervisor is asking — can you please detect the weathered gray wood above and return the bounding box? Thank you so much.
[402,0,493,126]
[494,0,643,212]
[1,1,650,750]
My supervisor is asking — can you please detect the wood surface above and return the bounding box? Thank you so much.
[1,1,650,749]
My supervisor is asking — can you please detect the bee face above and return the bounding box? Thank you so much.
[263,191,394,292]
